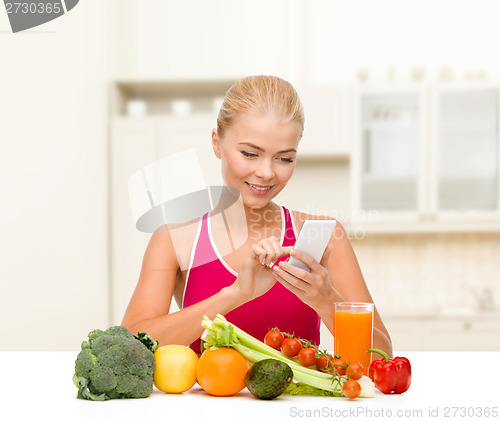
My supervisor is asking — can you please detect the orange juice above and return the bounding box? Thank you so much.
[334,304,373,375]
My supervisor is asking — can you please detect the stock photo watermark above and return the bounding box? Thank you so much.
[289,405,499,419]
[245,206,379,242]
[3,0,79,32]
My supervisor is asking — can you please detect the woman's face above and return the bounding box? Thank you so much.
[212,112,302,209]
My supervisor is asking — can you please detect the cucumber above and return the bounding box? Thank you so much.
[245,359,293,400]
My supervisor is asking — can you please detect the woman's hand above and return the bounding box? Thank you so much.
[230,236,293,304]
[271,244,341,313]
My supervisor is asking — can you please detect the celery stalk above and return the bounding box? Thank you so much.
[201,314,374,398]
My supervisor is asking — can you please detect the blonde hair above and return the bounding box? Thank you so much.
[217,75,304,139]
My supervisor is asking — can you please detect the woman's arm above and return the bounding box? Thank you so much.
[327,222,392,358]
[121,227,243,347]
[122,228,292,347]
[317,222,392,358]
[273,216,393,358]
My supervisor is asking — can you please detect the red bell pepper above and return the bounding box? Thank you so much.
[367,349,411,394]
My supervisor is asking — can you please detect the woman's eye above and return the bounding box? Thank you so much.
[280,157,294,163]
[241,151,258,158]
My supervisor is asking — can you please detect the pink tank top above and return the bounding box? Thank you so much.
[182,206,321,353]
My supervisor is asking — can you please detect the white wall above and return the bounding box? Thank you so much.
[0,1,122,350]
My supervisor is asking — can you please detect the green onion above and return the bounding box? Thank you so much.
[200,314,374,397]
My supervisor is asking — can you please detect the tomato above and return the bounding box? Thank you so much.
[264,330,284,350]
[281,338,302,357]
[154,345,199,393]
[346,362,364,380]
[297,347,318,367]
[315,354,329,371]
[330,357,347,375]
[342,379,361,399]
[316,354,347,375]
[196,348,249,396]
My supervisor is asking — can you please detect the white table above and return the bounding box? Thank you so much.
[2,352,499,421]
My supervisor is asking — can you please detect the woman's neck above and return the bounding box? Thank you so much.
[211,186,282,241]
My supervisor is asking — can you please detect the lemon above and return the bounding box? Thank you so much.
[154,344,199,393]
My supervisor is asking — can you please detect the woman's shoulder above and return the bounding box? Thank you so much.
[151,216,201,242]
[149,216,204,271]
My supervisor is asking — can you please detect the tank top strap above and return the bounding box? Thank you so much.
[183,212,214,303]
[187,207,296,282]
[192,212,217,268]
[183,205,321,353]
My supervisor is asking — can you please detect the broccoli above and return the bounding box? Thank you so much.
[73,326,159,401]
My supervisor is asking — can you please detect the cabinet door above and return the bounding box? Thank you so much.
[432,87,499,213]
[157,115,222,187]
[428,319,500,351]
[110,118,157,324]
[384,319,424,351]
[353,88,427,215]
[386,318,500,351]
[299,87,351,156]
[465,320,500,351]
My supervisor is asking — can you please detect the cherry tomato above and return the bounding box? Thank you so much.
[297,347,318,367]
[315,354,329,371]
[346,362,364,380]
[342,379,361,400]
[326,356,347,375]
[281,338,302,357]
[264,330,284,350]
[331,357,347,375]
[315,354,346,375]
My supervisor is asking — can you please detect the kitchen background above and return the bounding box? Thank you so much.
[1,0,499,352]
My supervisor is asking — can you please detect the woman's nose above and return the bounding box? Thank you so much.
[255,158,275,180]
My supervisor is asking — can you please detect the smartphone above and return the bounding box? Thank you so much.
[288,219,337,272]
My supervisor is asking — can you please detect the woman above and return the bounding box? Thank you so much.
[122,75,392,358]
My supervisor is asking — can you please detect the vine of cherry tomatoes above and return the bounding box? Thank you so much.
[264,328,348,373]
[264,328,365,399]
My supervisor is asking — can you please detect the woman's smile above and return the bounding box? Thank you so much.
[245,182,274,195]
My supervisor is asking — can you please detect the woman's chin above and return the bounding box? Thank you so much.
[241,194,276,210]
[221,183,280,210]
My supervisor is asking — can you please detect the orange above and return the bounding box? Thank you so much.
[154,345,199,393]
[196,347,249,396]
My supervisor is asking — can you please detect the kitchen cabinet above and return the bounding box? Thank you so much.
[110,118,157,325]
[351,83,500,231]
[297,86,352,157]
[430,85,499,215]
[109,80,234,324]
[156,115,221,186]
[352,86,426,214]
[384,319,426,351]
[385,315,500,351]
[110,115,220,323]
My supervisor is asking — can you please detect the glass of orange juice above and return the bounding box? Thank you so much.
[334,302,374,375]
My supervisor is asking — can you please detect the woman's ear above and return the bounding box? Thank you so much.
[212,128,221,159]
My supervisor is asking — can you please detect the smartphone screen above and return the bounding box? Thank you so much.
[288,219,337,272]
